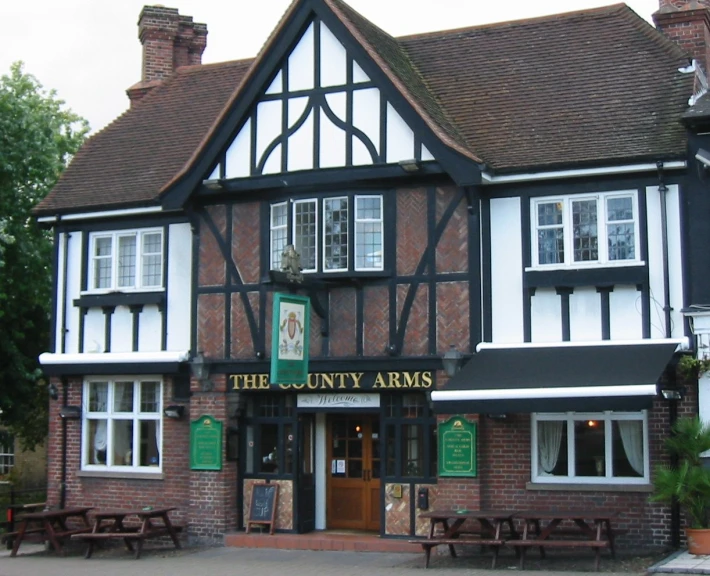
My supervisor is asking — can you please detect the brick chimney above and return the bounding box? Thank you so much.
[126,6,207,105]
[654,1,710,75]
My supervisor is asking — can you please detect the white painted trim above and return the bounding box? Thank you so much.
[431,384,657,403]
[37,206,164,223]
[475,337,687,352]
[480,161,686,184]
[39,351,190,365]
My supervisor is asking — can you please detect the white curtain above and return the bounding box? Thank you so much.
[538,420,563,474]
[618,420,644,475]
[92,384,108,464]
[153,383,161,464]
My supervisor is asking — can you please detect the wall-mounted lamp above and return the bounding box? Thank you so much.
[163,405,185,419]
[661,387,686,401]
[191,351,213,392]
[59,406,81,419]
[48,383,58,401]
[202,178,224,192]
[398,158,420,173]
[442,344,464,377]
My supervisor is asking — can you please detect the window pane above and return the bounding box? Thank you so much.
[295,201,317,270]
[117,235,137,287]
[612,420,644,477]
[0,432,14,475]
[114,382,134,412]
[537,420,568,476]
[401,424,424,477]
[355,197,382,270]
[536,202,564,264]
[402,393,425,418]
[606,198,635,261]
[574,419,605,477]
[357,196,381,219]
[259,423,279,473]
[113,420,134,466]
[141,232,162,287]
[139,420,160,467]
[607,197,633,221]
[284,424,294,474]
[140,382,160,413]
[93,237,113,289]
[271,203,288,270]
[88,382,109,412]
[324,198,348,270]
[386,424,396,476]
[572,199,598,262]
[87,420,108,465]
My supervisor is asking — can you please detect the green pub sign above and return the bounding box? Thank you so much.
[438,417,477,477]
[270,293,311,385]
[190,415,223,471]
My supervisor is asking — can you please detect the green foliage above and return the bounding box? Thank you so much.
[678,354,710,380]
[0,62,88,448]
[651,417,710,528]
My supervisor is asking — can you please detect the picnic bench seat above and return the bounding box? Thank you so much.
[506,538,610,570]
[408,537,506,568]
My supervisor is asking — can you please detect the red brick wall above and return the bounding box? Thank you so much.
[46,376,192,530]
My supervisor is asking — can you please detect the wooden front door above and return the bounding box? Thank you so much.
[326,414,380,531]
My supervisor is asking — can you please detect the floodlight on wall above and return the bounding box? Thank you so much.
[59,406,81,419]
[48,383,58,401]
[190,351,213,392]
[696,148,710,169]
[442,344,464,377]
[163,405,185,419]
[661,387,686,401]
[398,159,420,173]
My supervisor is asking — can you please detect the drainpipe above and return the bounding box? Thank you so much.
[657,161,680,548]
[60,376,68,509]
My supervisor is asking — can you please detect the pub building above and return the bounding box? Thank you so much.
[34,0,710,551]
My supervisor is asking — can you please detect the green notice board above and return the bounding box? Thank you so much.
[190,415,223,471]
[438,417,477,477]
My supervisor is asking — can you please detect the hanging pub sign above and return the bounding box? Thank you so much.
[438,417,477,477]
[270,293,310,385]
[190,414,223,471]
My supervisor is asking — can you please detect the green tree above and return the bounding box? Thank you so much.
[0,62,88,448]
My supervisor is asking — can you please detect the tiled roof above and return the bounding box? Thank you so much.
[399,4,693,172]
[36,2,694,215]
[37,59,253,214]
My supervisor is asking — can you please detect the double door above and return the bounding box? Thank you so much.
[326,414,380,531]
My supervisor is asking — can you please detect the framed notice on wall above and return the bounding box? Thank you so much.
[190,415,223,471]
[438,417,477,477]
[270,293,310,385]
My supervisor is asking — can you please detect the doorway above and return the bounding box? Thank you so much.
[326,414,380,531]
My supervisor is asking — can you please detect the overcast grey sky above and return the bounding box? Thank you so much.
[2,0,661,133]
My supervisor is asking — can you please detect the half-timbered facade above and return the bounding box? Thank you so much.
[34,0,710,548]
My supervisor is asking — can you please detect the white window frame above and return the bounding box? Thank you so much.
[530,191,641,270]
[0,431,14,475]
[354,195,383,272]
[294,198,319,273]
[531,411,649,485]
[269,195,384,273]
[87,228,164,293]
[81,378,163,473]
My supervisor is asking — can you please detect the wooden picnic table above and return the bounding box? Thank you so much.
[72,507,181,559]
[410,509,518,568]
[2,502,46,550]
[4,506,93,557]
[508,509,619,571]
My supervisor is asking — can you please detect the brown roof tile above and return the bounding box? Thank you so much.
[399,4,693,171]
[36,59,253,215]
[36,2,695,214]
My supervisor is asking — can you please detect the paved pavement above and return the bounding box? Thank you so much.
[0,543,660,576]
[649,550,710,574]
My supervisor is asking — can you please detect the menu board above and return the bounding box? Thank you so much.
[438,417,477,477]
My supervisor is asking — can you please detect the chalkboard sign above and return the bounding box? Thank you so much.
[246,483,279,534]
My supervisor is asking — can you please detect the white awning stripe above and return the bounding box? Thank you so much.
[431,384,658,403]
[39,351,190,365]
[475,338,687,353]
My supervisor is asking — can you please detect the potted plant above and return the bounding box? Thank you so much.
[652,416,710,554]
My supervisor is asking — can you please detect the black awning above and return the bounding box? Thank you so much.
[431,339,683,414]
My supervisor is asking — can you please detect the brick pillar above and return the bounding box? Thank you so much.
[188,373,238,543]
[654,1,710,75]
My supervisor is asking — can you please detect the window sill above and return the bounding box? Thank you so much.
[526,481,652,493]
[525,264,646,290]
[525,261,645,273]
[73,291,165,309]
[78,470,164,481]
